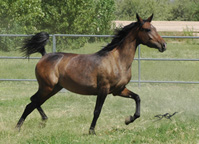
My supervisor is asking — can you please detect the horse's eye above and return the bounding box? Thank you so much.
[140,28,151,32]
[145,29,151,32]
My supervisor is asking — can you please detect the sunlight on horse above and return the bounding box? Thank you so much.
[16,14,166,135]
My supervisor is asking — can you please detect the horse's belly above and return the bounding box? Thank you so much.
[59,77,98,95]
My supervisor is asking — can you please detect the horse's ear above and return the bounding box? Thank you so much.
[136,13,144,24]
[147,14,153,22]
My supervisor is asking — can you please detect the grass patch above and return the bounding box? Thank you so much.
[1,39,199,143]
[0,82,199,143]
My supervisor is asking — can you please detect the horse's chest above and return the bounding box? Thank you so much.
[109,69,132,90]
[117,72,131,85]
[97,59,132,93]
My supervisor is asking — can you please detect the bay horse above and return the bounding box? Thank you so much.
[16,14,166,134]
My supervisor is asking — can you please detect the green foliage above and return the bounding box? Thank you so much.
[39,0,115,51]
[115,0,199,21]
[168,0,196,21]
[192,2,199,20]
[115,0,172,20]
[0,0,115,51]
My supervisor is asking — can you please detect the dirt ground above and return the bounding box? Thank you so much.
[114,21,199,32]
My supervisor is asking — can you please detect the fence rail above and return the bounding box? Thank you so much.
[0,34,199,86]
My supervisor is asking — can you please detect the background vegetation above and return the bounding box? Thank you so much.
[0,0,199,51]
[0,0,115,51]
[115,0,199,21]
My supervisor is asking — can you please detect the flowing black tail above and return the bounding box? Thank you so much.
[20,32,49,57]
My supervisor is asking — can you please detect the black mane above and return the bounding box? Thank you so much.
[97,22,139,56]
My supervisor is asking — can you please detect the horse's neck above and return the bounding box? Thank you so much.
[117,31,139,70]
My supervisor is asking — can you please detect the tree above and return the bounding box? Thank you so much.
[115,0,199,21]
[0,0,115,51]
[0,0,43,51]
[168,0,195,21]
[38,0,115,50]
[115,0,172,21]
[38,0,115,34]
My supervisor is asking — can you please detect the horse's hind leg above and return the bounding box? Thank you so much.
[16,85,62,131]
[37,85,62,127]
[16,92,39,130]
[37,106,48,121]
[37,106,48,128]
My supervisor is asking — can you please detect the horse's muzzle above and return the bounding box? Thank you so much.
[159,43,167,52]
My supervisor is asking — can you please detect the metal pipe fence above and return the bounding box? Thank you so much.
[0,34,199,86]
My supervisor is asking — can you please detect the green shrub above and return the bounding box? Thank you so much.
[0,0,115,52]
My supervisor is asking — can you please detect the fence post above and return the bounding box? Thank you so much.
[138,45,141,87]
[53,35,56,52]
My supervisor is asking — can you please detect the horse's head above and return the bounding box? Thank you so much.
[136,14,166,52]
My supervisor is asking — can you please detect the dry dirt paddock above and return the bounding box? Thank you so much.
[114,21,199,33]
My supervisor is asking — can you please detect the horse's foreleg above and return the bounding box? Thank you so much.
[116,88,140,125]
[89,90,107,135]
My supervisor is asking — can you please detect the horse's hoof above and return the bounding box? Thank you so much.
[89,129,96,135]
[16,118,24,132]
[39,121,47,128]
[125,115,134,125]
[15,126,21,132]
[15,124,23,132]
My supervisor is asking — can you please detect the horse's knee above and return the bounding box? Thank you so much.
[131,94,140,103]
[135,95,141,103]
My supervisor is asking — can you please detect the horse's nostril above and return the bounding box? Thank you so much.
[163,43,167,49]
